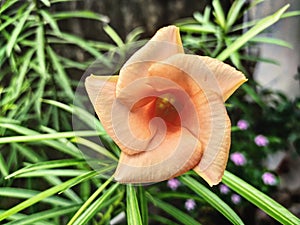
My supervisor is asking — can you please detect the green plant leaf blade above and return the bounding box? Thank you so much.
[222,171,300,225]
[180,175,245,225]
[126,184,143,225]
[147,193,202,225]
[217,4,290,61]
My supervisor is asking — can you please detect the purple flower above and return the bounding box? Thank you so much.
[219,184,230,194]
[167,178,180,190]
[185,199,196,211]
[262,172,277,185]
[231,194,241,204]
[237,120,249,130]
[254,135,269,147]
[230,152,246,166]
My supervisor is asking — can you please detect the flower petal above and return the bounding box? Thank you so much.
[193,115,231,186]
[114,126,202,183]
[117,25,183,95]
[200,56,247,101]
[148,54,232,185]
[113,76,199,153]
[85,75,142,155]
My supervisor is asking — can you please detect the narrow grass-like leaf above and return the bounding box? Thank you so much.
[0,13,23,32]
[40,9,61,35]
[5,205,80,225]
[71,183,119,225]
[138,185,148,225]
[242,84,264,107]
[151,215,180,225]
[40,0,51,7]
[0,0,19,15]
[125,27,144,43]
[180,176,244,225]
[52,11,109,23]
[15,50,34,98]
[6,3,33,56]
[67,176,114,225]
[0,187,73,206]
[281,10,300,19]
[13,169,88,178]
[126,185,143,225]
[223,171,300,225]
[72,137,117,161]
[42,99,104,132]
[0,128,103,144]
[249,36,293,48]
[0,210,52,225]
[179,24,216,33]
[36,24,46,76]
[103,24,124,47]
[212,0,226,29]
[217,4,289,61]
[0,153,9,177]
[6,159,88,179]
[0,171,97,222]
[147,193,202,225]
[46,46,74,99]
[52,31,103,58]
[226,0,245,32]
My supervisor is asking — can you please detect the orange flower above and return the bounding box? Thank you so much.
[85,25,247,186]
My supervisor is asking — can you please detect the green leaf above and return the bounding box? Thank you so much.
[6,159,87,179]
[0,171,98,222]
[242,84,264,107]
[36,24,46,76]
[0,153,9,177]
[0,128,103,144]
[103,24,124,47]
[147,193,202,225]
[281,10,300,19]
[226,0,246,32]
[52,11,109,23]
[0,0,19,15]
[0,187,73,206]
[6,3,33,57]
[180,176,244,225]
[40,0,51,7]
[70,183,119,225]
[138,186,148,225]
[249,36,293,48]
[179,24,216,33]
[67,176,114,225]
[223,171,300,225]
[217,4,290,61]
[126,185,143,225]
[126,27,144,43]
[5,205,79,225]
[46,46,74,99]
[212,0,226,29]
[54,31,103,58]
[72,137,118,161]
[40,9,61,36]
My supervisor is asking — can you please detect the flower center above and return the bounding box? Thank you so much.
[154,94,180,125]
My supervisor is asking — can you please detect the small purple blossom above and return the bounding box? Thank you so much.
[185,199,196,211]
[231,194,241,204]
[254,135,269,147]
[230,152,246,166]
[219,184,230,194]
[262,172,277,185]
[237,120,249,130]
[167,178,180,190]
